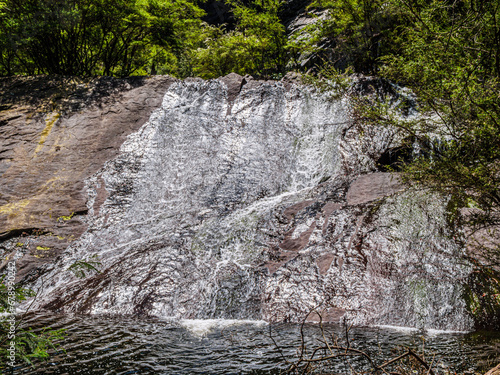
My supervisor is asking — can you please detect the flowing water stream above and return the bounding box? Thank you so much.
[10,313,500,374]
[3,74,499,375]
[27,76,474,331]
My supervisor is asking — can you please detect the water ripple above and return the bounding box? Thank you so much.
[10,313,500,374]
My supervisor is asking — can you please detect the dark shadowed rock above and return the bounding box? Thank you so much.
[200,0,234,27]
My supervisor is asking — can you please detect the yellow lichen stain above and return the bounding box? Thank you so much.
[0,177,65,230]
[40,176,61,191]
[57,212,75,222]
[34,112,60,155]
[0,199,30,216]
[36,246,50,251]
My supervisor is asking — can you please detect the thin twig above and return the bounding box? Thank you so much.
[408,348,436,375]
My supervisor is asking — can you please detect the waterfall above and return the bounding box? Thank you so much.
[28,75,473,331]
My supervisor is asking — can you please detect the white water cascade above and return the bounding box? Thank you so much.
[29,75,473,331]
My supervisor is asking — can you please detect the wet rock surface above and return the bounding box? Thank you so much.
[0,75,175,280]
[1,74,471,331]
[0,74,475,330]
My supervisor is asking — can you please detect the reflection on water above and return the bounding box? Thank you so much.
[8,313,500,374]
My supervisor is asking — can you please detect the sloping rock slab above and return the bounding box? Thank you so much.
[0,75,175,280]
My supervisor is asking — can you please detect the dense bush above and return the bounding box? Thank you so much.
[192,0,287,79]
[0,0,289,78]
[0,0,205,76]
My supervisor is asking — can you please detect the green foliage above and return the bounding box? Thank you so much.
[0,275,34,311]
[192,0,287,78]
[342,0,500,326]
[10,327,66,365]
[0,276,66,370]
[375,0,500,233]
[0,0,205,77]
[302,0,500,326]
[68,255,101,278]
[339,1,500,250]
[0,0,292,78]
[303,0,404,73]
[302,63,353,99]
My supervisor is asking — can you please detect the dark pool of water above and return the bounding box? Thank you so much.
[5,313,500,374]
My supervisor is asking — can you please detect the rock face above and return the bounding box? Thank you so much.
[1,74,473,330]
[0,76,175,279]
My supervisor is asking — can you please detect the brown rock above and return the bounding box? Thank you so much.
[0,75,175,279]
[346,172,404,205]
[279,221,316,251]
[316,253,335,275]
[219,73,247,109]
[265,251,297,275]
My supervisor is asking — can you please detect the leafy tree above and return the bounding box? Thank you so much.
[192,0,287,79]
[375,0,500,243]
[299,0,404,73]
[0,0,205,76]
[349,0,500,327]
[307,0,500,257]
[135,0,206,76]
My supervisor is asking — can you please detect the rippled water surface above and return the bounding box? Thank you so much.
[10,313,500,374]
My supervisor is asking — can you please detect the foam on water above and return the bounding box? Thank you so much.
[374,325,421,334]
[180,319,268,337]
[425,328,470,335]
[374,324,470,335]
